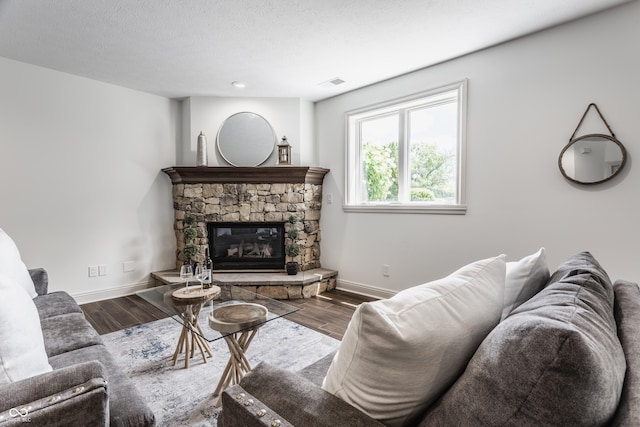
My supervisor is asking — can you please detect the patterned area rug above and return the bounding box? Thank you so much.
[102,316,340,426]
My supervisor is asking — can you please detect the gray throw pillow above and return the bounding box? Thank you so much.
[422,252,626,426]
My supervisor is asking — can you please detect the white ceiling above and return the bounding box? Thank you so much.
[0,0,632,101]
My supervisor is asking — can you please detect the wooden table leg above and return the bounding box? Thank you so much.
[173,324,188,366]
[172,304,214,368]
[192,304,213,359]
[196,323,214,358]
[214,327,260,406]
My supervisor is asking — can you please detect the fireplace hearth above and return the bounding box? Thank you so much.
[208,222,285,271]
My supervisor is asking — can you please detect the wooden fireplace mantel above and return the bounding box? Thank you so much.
[161,166,330,185]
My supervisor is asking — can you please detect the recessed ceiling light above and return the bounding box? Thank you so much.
[231,81,246,89]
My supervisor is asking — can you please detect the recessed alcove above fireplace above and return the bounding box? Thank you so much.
[162,166,330,273]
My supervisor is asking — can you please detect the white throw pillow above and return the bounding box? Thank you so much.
[0,228,37,298]
[0,274,52,384]
[322,255,506,426]
[501,248,549,320]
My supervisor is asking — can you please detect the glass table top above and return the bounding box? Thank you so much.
[136,283,300,342]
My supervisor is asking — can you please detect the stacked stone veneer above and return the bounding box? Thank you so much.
[171,182,324,270]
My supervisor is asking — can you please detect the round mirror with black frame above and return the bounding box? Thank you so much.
[216,112,276,167]
[558,134,627,185]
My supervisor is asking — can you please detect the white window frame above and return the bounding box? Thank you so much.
[344,79,467,214]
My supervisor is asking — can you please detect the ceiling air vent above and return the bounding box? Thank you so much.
[319,77,346,88]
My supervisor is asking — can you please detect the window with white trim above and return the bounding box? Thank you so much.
[344,80,467,214]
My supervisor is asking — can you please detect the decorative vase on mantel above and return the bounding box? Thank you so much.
[196,131,208,167]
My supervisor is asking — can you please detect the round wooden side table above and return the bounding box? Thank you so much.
[170,285,221,368]
[209,303,268,405]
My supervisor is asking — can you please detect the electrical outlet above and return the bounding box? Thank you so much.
[98,265,107,276]
[383,264,390,277]
[327,193,333,204]
[88,266,98,277]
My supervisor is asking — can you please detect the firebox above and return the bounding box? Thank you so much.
[207,222,285,271]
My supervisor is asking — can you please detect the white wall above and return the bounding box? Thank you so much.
[181,96,316,166]
[316,1,640,297]
[0,57,179,303]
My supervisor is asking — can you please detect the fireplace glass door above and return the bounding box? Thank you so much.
[207,222,285,271]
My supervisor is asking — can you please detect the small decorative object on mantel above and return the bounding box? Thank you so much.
[558,103,627,185]
[277,136,291,165]
[196,131,208,167]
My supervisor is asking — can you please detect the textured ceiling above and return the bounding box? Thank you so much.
[0,0,632,101]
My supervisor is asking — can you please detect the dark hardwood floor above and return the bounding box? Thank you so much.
[81,294,168,336]
[81,289,376,340]
[284,290,377,339]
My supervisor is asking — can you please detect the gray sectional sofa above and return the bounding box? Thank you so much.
[0,268,155,426]
[219,252,640,426]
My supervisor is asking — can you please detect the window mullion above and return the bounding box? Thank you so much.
[397,110,409,203]
[354,119,364,203]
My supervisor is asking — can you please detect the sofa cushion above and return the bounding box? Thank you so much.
[40,312,103,358]
[298,351,336,387]
[28,268,49,296]
[0,275,52,384]
[501,247,549,320]
[610,280,640,426]
[322,255,506,426]
[49,344,155,427]
[33,291,84,319]
[423,251,626,426]
[0,227,37,298]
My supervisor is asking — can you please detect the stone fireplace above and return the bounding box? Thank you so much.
[162,166,330,272]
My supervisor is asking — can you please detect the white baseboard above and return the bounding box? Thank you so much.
[335,278,396,300]
[72,277,396,304]
[72,279,155,305]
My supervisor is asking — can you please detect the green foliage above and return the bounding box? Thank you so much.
[184,214,196,226]
[409,143,455,196]
[285,214,301,260]
[287,227,299,240]
[363,141,398,201]
[285,242,300,258]
[183,227,197,242]
[183,243,199,260]
[362,141,454,202]
[182,213,199,261]
[410,188,435,201]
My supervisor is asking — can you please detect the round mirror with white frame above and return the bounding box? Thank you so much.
[216,112,276,167]
[558,133,627,185]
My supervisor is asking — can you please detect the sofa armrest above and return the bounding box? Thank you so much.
[220,362,384,427]
[28,268,48,296]
[219,386,294,427]
[0,361,108,426]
